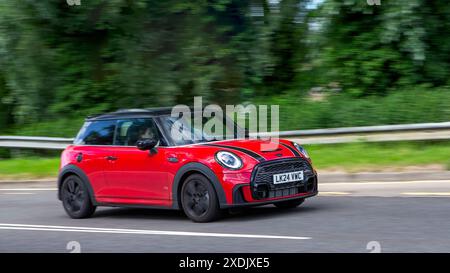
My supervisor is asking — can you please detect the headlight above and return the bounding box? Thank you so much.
[292,142,310,159]
[215,151,243,170]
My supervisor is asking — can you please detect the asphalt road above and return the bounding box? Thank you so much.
[1,180,450,252]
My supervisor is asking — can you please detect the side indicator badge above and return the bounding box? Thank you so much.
[76,153,83,163]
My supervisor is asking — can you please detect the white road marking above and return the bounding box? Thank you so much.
[319,191,351,196]
[0,223,311,240]
[2,192,35,195]
[0,188,56,191]
[324,180,450,186]
[401,192,450,196]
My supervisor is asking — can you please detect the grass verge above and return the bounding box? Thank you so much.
[306,141,450,172]
[0,141,449,179]
[0,158,60,180]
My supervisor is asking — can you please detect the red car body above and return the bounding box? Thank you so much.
[58,108,318,221]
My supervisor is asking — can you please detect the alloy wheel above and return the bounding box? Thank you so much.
[183,180,211,217]
[62,178,85,213]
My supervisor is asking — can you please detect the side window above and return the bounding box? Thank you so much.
[74,120,116,145]
[114,118,164,146]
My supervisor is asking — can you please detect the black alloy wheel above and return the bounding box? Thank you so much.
[61,175,96,219]
[181,174,222,222]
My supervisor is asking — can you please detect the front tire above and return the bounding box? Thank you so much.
[61,175,96,219]
[274,198,304,209]
[181,174,222,222]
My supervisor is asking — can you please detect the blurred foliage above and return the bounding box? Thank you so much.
[0,0,449,136]
[270,86,450,130]
[318,0,450,96]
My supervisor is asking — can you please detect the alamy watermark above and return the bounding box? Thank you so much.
[67,0,81,6]
[367,0,381,5]
[66,241,81,253]
[366,241,382,253]
[170,97,279,150]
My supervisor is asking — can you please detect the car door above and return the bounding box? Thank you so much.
[102,118,171,206]
[72,120,117,198]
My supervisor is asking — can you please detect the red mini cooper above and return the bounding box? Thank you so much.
[58,108,318,222]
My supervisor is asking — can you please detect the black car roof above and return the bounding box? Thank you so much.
[86,107,195,121]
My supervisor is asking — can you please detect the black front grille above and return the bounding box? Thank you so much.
[251,158,316,199]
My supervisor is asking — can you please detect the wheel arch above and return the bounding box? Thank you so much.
[58,164,97,205]
[172,162,227,209]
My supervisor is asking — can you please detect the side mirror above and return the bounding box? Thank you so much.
[136,138,158,151]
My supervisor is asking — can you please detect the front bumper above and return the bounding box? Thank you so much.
[224,186,318,208]
[223,157,318,208]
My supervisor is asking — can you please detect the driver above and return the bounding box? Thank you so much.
[139,126,155,140]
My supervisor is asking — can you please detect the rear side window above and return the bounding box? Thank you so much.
[74,120,116,145]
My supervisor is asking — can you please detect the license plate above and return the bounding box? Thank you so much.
[273,171,304,184]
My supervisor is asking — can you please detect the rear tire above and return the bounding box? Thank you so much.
[181,174,222,222]
[61,175,96,219]
[274,198,304,209]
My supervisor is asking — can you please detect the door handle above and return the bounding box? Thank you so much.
[105,156,118,161]
[167,156,179,163]
[167,154,179,163]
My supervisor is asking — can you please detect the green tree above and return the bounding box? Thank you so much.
[318,0,424,96]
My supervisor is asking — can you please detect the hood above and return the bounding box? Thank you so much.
[200,138,302,162]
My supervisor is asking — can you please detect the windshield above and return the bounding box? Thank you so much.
[159,112,244,145]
